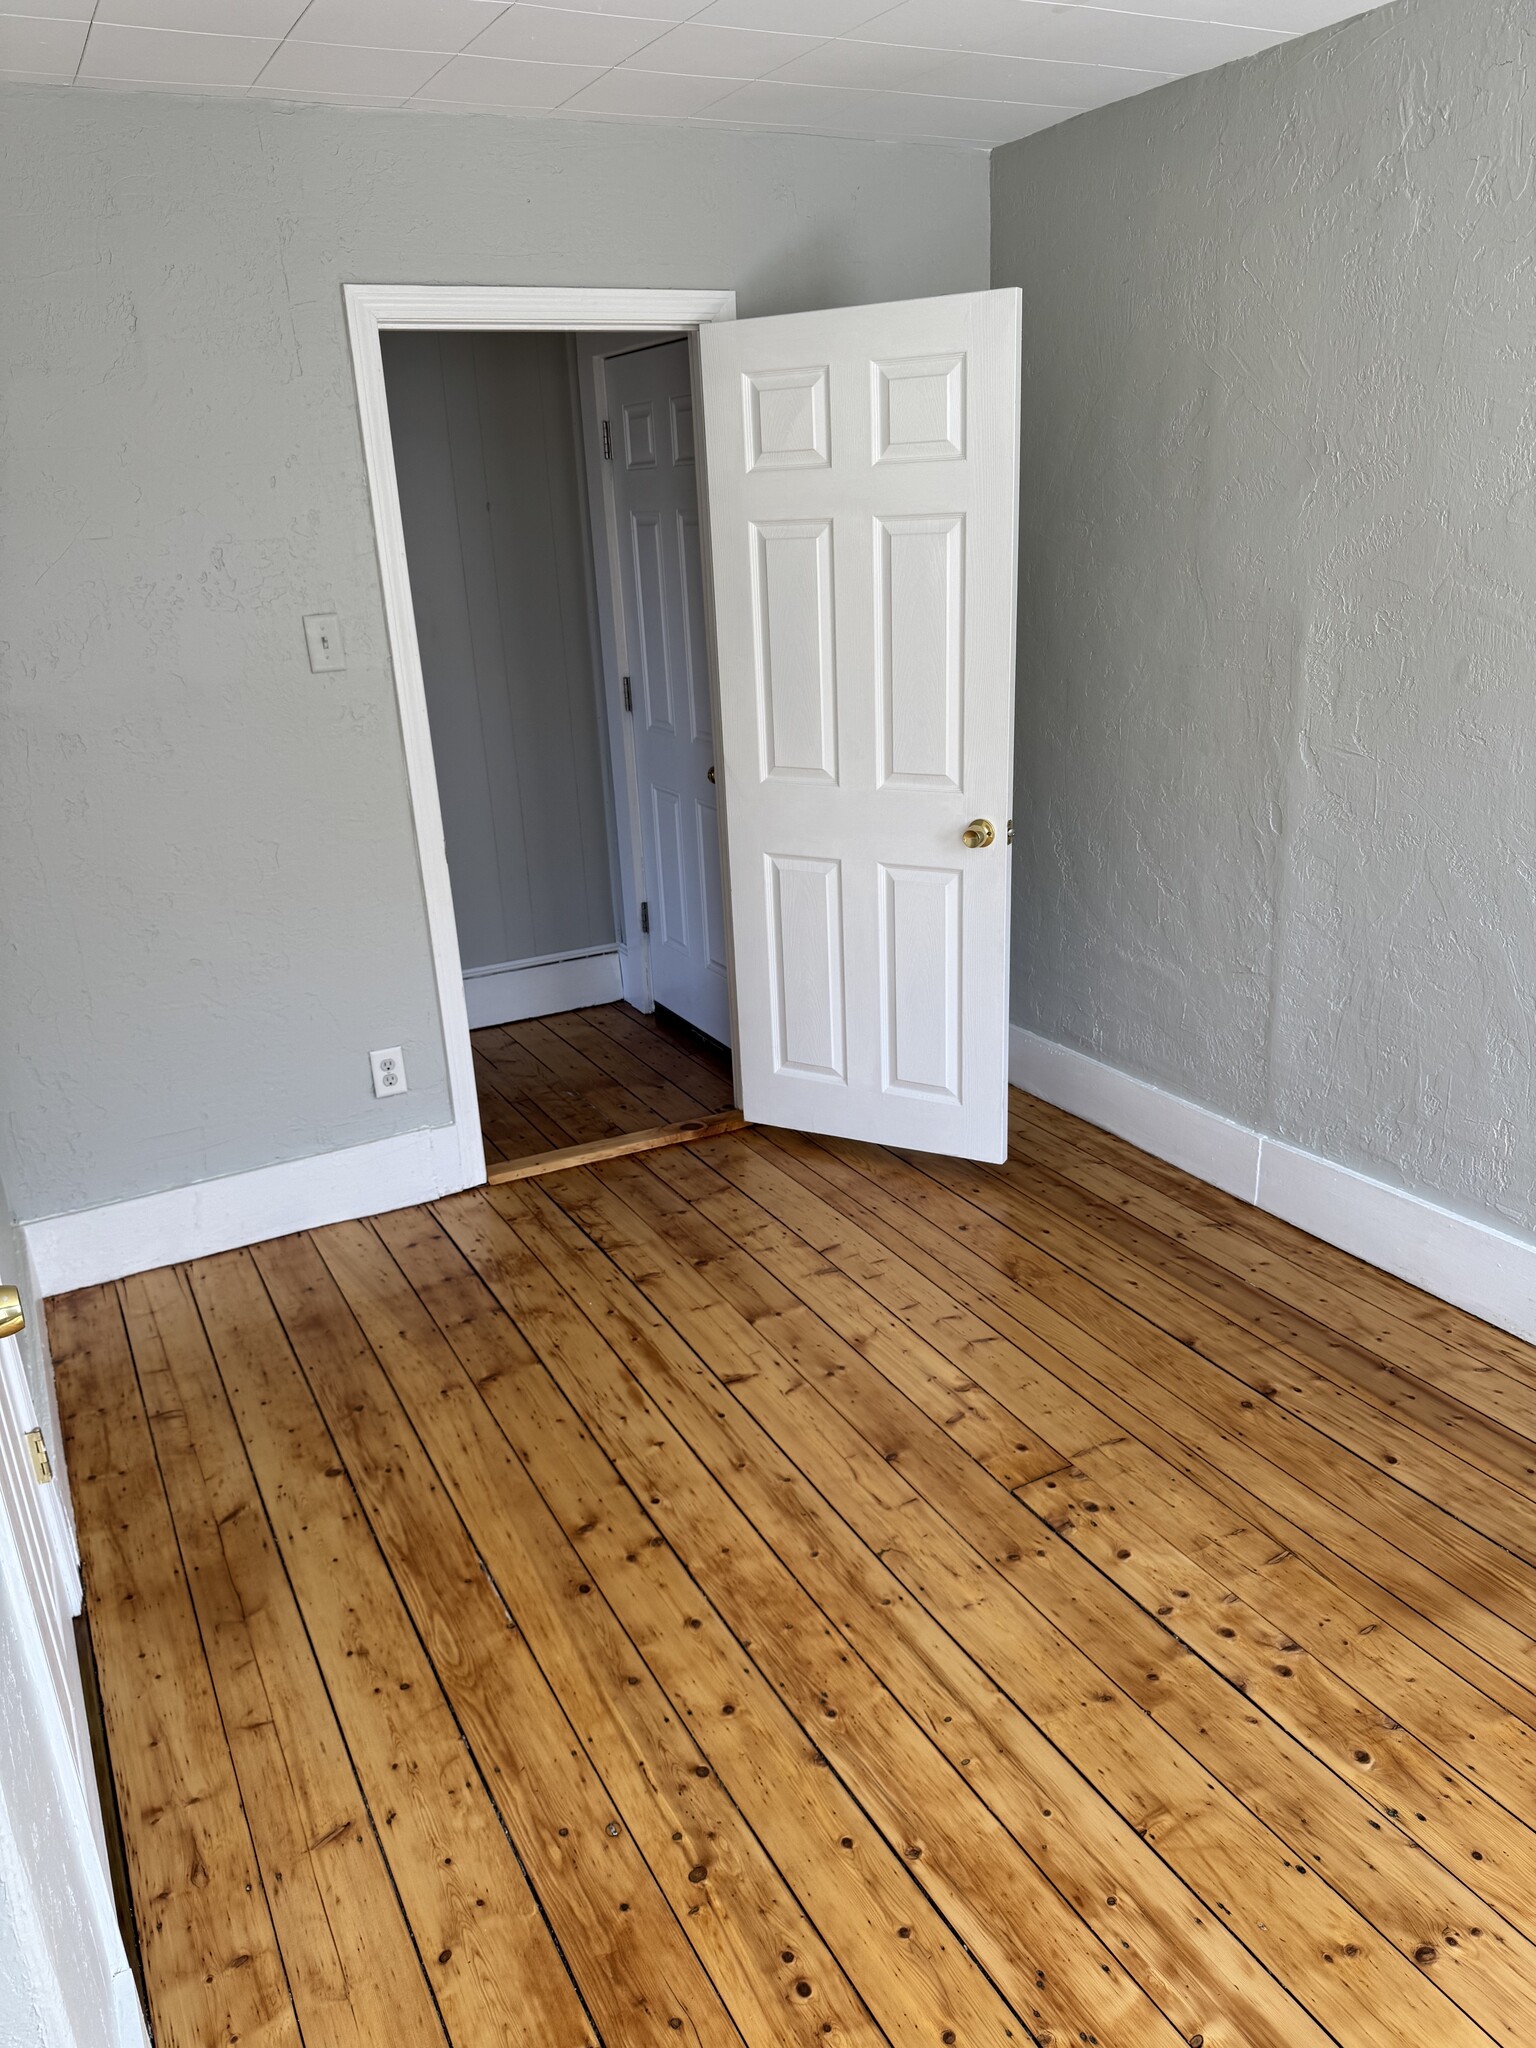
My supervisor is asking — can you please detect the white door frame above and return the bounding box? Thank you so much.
[345,285,737,1193]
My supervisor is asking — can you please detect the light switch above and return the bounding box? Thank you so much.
[304,613,346,672]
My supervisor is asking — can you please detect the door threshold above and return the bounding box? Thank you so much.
[484,1108,746,1186]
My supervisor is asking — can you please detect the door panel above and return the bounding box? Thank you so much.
[877,514,963,788]
[606,340,731,1046]
[766,855,845,1080]
[751,520,838,782]
[880,863,961,1100]
[699,290,1021,1160]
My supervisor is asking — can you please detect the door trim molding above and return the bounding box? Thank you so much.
[343,283,738,1196]
[1010,1024,1536,1346]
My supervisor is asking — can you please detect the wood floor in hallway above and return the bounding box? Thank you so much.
[53,1001,1536,2048]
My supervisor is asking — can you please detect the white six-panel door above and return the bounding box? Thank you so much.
[698,289,1022,1161]
[605,339,733,1046]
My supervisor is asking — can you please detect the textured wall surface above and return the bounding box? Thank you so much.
[994,0,1536,1240]
[383,331,614,976]
[1,85,988,1222]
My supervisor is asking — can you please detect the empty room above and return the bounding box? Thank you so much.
[3,2,1534,2045]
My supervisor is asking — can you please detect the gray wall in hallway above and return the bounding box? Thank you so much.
[993,0,1536,1241]
[382,331,615,978]
[0,83,989,1223]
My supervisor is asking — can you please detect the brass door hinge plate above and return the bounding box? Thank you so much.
[25,1428,54,1485]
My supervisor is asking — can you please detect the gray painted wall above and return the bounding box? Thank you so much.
[382,331,614,975]
[0,84,988,1223]
[993,0,1536,1242]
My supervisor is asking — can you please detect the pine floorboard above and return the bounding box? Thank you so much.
[51,1001,1536,2048]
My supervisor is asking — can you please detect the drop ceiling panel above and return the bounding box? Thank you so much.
[561,61,734,113]
[285,0,504,50]
[0,13,86,75]
[626,23,823,77]
[79,22,281,83]
[96,0,303,29]
[257,35,453,93]
[466,5,669,63]
[418,49,605,103]
[0,0,1394,148]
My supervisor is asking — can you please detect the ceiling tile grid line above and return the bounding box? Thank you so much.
[0,2,1391,149]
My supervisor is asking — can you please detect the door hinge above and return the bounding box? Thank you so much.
[601,419,612,461]
[622,675,632,712]
[25,1428,53,1486]
[639,901,650,935]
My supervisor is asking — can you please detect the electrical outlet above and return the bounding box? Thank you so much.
[304,612,346,672]
[370,1046,407,1099]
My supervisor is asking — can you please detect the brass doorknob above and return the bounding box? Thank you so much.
[0,1286,24,1341]
[961,818,996,849]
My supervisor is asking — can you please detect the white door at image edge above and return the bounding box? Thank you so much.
[698,289,1021,1162]
[606,338,732,1046]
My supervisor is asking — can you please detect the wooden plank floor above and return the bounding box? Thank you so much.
[53,1000,1536,2048]
[470,1005,735,1170]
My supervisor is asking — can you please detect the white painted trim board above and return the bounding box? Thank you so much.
[1009,1025,1536,1348]
[463,948,623,1028]
[24,1124,462,1297]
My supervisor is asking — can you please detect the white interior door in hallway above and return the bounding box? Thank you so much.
[699,289,1022,1162]
[605,339,732,1047]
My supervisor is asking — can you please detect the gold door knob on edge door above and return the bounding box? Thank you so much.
[0,1286,24,1340]
[962,819,996,849]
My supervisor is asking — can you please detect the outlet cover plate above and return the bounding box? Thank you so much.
[370,1046,407,1098]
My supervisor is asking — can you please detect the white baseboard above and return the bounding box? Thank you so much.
[463,948,623,1030]
[1010,1029,1262,1202]
[24,1123,466,1297]
[1009,1025,1536,1347]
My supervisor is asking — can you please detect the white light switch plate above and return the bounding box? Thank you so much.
[304,612,346,672]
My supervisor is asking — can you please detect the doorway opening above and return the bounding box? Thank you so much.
[356,290,740,1183]
[348,282,1021,1192]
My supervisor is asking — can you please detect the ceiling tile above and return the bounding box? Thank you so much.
[97,0,305,31]
[772,38,1166,109]
[287,0,507,50]
[0,0,90,14]
[1027,7,1291,69]
[78,21,281,82]
[248,82,414,105]
[912,48,1170,110]
[464,4,672,65]
[850,88,1070,143]
[692,0,889,31]
[856,0,1286,71]
[696,78,879,131]
[1087,0,1348,23]
[486,0,698,16]
[561,62,737,114]
[414,49,602,101]
[766,37,947,92]
[255,36,451,92]
[0,13,87,72]
[626,21,822,78]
